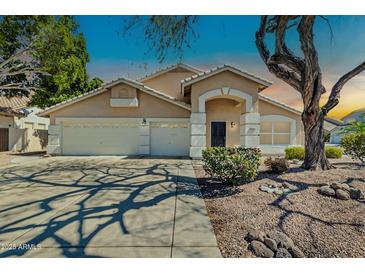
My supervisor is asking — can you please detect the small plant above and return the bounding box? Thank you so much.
[284,146,305,161]
[341,132,365,163]
[264,157,289,174]
[325,146,343,159]
[202,146,261,184]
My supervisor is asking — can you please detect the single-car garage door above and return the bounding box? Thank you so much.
[150,122,189,156]
[62,123,140,155]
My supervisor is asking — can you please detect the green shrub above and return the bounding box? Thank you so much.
[264,157,289,174]
[285,146,305,160]
[202,146,261,184]
[340,133,365,163]
[325,146,343,159]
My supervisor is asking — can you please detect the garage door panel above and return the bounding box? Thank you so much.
[62,123,139,156]
[150,122,189,156]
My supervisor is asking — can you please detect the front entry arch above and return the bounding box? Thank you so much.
[198,87,254,113]
[190,87,260,158]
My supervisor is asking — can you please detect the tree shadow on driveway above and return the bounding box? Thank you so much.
[0,158,201,257]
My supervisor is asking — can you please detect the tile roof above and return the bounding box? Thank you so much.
[137,63,203,82]
[38,76,191,117]
[181,64,272,87]
[0,94,30,110]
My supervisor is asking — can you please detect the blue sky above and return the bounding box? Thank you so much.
[76,16,365,118]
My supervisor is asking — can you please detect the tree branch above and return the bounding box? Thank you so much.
[256,16,302,91]
[322,61,365,115]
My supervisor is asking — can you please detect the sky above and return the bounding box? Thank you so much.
[75,16,365,119]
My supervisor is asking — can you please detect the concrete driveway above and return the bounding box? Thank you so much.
[0,157,221,258]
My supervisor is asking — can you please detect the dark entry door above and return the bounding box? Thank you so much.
[0,128,9,152]
[211,122,226,147]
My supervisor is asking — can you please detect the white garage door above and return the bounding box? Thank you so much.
[150,122,190,156]
[62,123,140,155]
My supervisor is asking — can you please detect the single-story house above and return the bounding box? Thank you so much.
[39,63,306,157]
[0,95,49,152]
[329,108,365,144]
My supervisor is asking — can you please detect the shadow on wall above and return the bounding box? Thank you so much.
[12,128,48,152]
[0,159,201,258]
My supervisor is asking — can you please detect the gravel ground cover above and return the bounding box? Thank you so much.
[193,158,365,258]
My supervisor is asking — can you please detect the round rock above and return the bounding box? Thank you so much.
[246,229,265,243]
[319,186,335,197]
[250,240,274,258]
[336,189,350,200]
[260,185,274,193]
[267,231,294,250]
[289,246,305,258]
[339,183,350,191]
[331,182,342,190]
[264,237,278,252]
[349,188,363,200]
[276,248,292,258]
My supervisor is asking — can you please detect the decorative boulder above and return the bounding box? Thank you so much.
[275,248,292,258]
[349,188,364,200]
[319,186,335,197]
[267,231,294,250]
[335,189,350,200]
[289,246,305,258]
[250,240,274,258]
[331,182,342,190]
[246,229,265,243]
[264,237,278,252]
[260,185,275,193]
[339,183,350,191]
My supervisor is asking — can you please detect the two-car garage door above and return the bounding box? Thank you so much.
[61,121,190,156]
[62,123,140,155]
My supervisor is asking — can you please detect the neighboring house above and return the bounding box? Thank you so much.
[329,108,365,144]
[0,95,49,152]
[39,63,306,157]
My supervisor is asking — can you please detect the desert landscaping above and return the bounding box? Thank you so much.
[193,157,365,258]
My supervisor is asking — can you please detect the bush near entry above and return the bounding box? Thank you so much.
[202,146,261,184]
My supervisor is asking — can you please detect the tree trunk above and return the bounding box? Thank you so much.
[301,108,331,170]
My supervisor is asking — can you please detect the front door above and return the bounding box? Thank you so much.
[211,122,226,147]
[0,128,9,152]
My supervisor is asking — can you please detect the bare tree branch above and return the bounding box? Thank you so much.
[322,61,365,114]
[256,16,302,91]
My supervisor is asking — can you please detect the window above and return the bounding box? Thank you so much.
[36,123,47,130]
[24,122,34,129]
[260,121,291,145]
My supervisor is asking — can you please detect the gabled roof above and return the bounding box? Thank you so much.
[258,94,301,115]
[38,77,191,117]
[137,63,203,82]
[181,64,272,88]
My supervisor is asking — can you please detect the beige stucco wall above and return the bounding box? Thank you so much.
[49,87,191,124]
[110,83,137,98]
[206,98,242,147]
[190,71,260,113]
[142,71,196,100]
[259,99,304,145]
[0,115,14,128]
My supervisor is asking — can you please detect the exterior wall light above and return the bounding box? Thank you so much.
[142,118,147,125]
[231,122,236,128]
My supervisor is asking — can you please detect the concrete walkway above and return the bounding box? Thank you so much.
[0,157,221,258]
